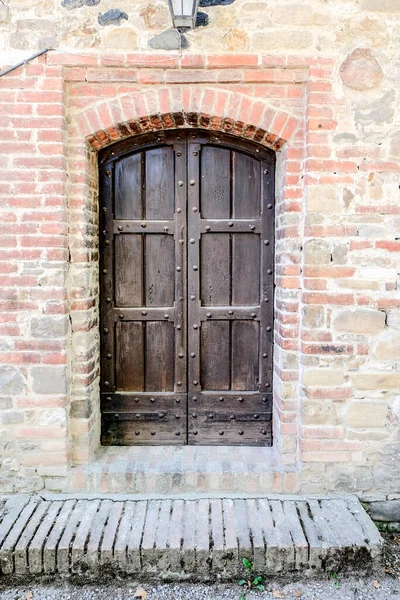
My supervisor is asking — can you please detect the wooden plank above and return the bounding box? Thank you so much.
[231,321,259,391]
[200,321,230,391]
[115,322,144,392]
[114,234,143,307]
[145,322,175,392]
[145,234,175,307]
[145,147,174,220]
[200,146,231,219]
[101,418,186,445]
[233,152,260,218]
[115,153,142,220]
[232,233,260,306]
[200,234,230,306]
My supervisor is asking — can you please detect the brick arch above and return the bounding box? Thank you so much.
[74,87,300,153]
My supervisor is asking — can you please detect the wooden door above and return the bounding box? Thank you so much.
[99,131,275,446]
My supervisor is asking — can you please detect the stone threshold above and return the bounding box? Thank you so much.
[67,445,285,494]
[0,494,383,581]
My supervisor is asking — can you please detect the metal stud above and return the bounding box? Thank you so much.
[193,430,198,435]
[118,226,123,231]
[141,222,146,228]
[208,414,213,419]
[119,314,124,319]
[263,353,267,358]
[106,297,111,303]
[206,312,212,318]
[205,226,211,232]
[262,397,267,403]
[164,314,169,319]
[192,413,197,418]
[239,397,244,403]
[266,382,271,388]
[151,397,155,403]
[177,325,181,330]
[193,151,198,156]
[228,221,233,227]
[264,240,270,245]
[105,240,110,245]
[193,265,198,271]
[265,298,269,303]
[177,208,182,213]
[190,238,195,244]
[256,148,260,153]
[230,415,235,420]
[104,381,109,386]
[193,380,198,385]
[192,396,197,401]
[219,397,224,402]
[177,381,182,386]
[190,180,195,186]
[102,207,107,212]
[254,414,259,419]
[190,295,195,300]
[142,311,147,316]
[135,431,140,435]
[177,151,182,157]
[264,169,269,175]
[219,430,224,435]
[229,310,234,315]
[134,397,139,402]
[135,414,140,418]
[164,227,169,232]
[175,415,180,419]
[103,328,109,333]
[106,396,111,401]
[239,430,244,435]
[267,269,272,274]
[179,353,184,358]
[250,225,255,231]
[106,170,111,177]
[252,313,257,318]
[193,324,198,329]
[261,429,267,435]
[267,326,271,332]
[103,269,108,274]
[177,266,181,272]
[193,207,198,212]
[175,431,181,436]
[151,431,156,436]
[178,181,183,187]
[176,398,181,403]
[106,353,112,359]
[191,352,196,357]
[267,204,273,209]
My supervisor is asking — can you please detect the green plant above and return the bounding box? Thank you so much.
[238,557,265,599]
[333,573,340,588]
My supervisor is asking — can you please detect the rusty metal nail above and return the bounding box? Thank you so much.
[103,269,108,274]
[105,240,110,245]
[103,328,109,333]
[106,297,111,303]
[177,151,182,156]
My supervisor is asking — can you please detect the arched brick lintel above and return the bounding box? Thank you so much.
[74,88,301,152]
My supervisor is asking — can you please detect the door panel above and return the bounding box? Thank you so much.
[100,130,275,446]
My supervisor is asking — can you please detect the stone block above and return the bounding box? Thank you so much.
[102,27,137,49]
[367,500,400,523]
[345,401,388,428]
[307,185,341,213]
[327,465,373,493]
[304,240,331,265]
[303,369,345,386]
[31,367,67,395]
[31,316,68,339]
[302,305,324,328]
[252,30,313,51]
[0,411,24,425]
[0,367,25,395]
[0,4,9,22]
[387,311,400,330]
[340,48,383,90]
[271,4,330,26]
[362,0,400,11]
[374,330,400,360]
[70,399,92,419]
[333,309,385,334]
[351,373,400,391]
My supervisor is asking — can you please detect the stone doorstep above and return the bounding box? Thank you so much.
[67,445,281,494]
[0,494,383,581]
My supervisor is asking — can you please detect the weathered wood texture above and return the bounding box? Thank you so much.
[100,130,275,446]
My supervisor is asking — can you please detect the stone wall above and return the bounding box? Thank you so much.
[0,0,399,495]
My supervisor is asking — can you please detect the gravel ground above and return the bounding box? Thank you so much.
[0,577,400,600]
[384,532,400,579]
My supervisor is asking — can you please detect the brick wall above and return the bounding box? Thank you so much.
[0,0,400,495]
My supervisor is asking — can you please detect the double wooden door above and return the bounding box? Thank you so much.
[99,130,275,446]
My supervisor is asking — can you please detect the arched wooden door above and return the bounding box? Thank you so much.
[99,130,275,446]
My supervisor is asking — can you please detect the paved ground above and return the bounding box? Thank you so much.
[0,577,400,600]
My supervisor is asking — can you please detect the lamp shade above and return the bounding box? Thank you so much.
[168,0,199,28]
